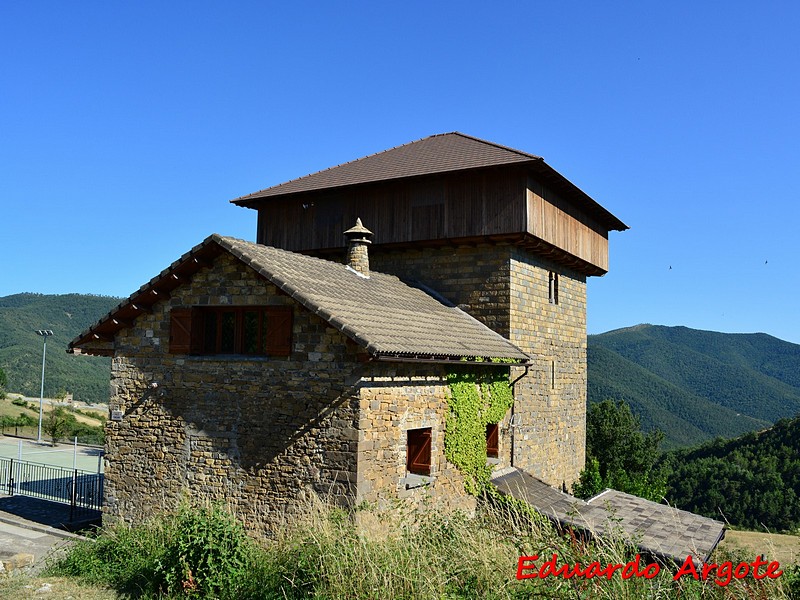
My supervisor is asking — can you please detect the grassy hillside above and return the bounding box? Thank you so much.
[0,293,122,403]
[589,325,800,448]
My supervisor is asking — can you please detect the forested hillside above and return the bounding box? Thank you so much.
[589,325,800,448]
[0,293,121,403]
[660,415,800,531]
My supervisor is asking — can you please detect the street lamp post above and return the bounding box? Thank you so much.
[36,329,54,444]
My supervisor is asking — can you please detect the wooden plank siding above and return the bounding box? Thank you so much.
[526,176,609,272]
[256,169,528,251]
[253,167,609,273]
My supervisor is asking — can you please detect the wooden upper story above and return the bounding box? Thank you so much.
[232,133,627,276]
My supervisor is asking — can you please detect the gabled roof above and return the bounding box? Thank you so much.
[70,234,530,364]
[232,132,627,232]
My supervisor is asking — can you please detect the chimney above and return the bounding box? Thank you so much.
[344,218,373,277]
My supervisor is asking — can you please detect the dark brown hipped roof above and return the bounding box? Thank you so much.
[70,234,530,364]
[232,132,627,232]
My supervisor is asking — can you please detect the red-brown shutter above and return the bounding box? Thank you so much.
[169,308,193,354]
[407,428,432,476]
[264,306,293,356]
[486,423,499,458]
[170,307,202,354]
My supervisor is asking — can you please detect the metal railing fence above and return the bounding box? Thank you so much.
[0,456,103,521]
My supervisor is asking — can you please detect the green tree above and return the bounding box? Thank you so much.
[0,365,6,399]
[44,407,71,446]
[572,456,603,498]
[574,399,666,502]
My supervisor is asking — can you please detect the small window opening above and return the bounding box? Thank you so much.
[551,360,556,389]
[407,428,432,476]
[486,423,499,459]
[549,272,559,304]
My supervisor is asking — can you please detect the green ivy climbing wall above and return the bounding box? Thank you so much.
[444,365,514,495]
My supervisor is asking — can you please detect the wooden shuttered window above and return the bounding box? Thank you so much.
[407,428,432,476]
[169,308,202,354]
[169,305,293,356]
[486,423,499,459]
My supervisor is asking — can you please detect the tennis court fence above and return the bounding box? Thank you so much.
[0,456,104,521]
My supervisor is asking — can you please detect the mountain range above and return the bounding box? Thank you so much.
[0,293,121,403]
[589,324,800,448]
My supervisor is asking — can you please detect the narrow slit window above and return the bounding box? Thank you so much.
[551,360,556,389]
[549,271,559,304]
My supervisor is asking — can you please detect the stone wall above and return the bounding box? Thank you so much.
[105,253,364,534]
[103,252,479,534]
[98,237,587,535]
[371,243,587,489]
[355,364,474,513]
[508,248,587,489]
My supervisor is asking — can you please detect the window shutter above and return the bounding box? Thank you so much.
[169,308,194,354]
[407,428,432,476]
[486,423,499,458]
[264,306,293,356]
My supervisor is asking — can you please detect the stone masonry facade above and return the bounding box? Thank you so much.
[356,364,475,513]
[104,252,478,533]
[508,247,586,488]
[106,253,363,532]
[371,243,587,488]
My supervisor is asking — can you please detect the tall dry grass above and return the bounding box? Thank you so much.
[44,494,796,599]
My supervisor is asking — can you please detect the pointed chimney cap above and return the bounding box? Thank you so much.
[343,218,373,244]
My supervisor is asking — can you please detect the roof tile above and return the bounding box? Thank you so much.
[233,132,538,202]
[71,233,530,363]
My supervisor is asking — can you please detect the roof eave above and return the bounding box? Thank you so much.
[232,158,627,233]
[371,353,532,366]
[229,159,542,208]
[68,235,228,353]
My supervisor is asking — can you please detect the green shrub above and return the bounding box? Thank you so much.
[155,504,251,598]
[48,503,252,599]
[48,516,167,597]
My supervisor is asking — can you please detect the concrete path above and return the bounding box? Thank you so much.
[0,518,64,572]
[0,504,87,574]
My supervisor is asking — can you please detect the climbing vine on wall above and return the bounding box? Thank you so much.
[445,364,514,495]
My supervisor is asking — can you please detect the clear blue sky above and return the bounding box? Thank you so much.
[2,2,798,343]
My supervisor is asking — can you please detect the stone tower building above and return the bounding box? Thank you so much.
[232,132,627,488]
[70,132,627,531]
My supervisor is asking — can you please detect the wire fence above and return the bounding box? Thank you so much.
[0,435,104,473]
